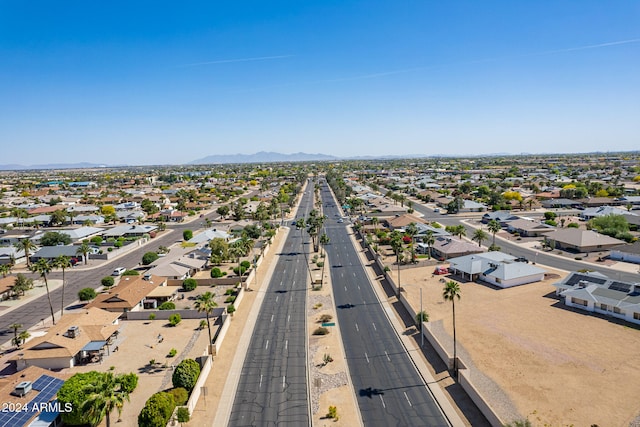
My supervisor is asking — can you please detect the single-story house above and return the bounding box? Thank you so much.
[0,275,15,300]
[423,237,485,260]
[12,308,120,371]
[30,245,83,263]
[0,366,70,427]
[540,198,582,209]
[609,241,640,264]
[617,196,640,209]
[188,229,232,244]
[57,226,104,242]
[102,224,157,239]
[544,229,624,253]
[577,197,621,208]
[481,211,519,226]
[553,271,640,325]
[506,218,555,237]
[85,274,164,314]
[448,251,546,288]
[460,200,487,212]
[0,247,25,265]
[580,206,633,220]
[385,214,427,230]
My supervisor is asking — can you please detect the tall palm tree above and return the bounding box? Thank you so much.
[9,323,22,348]
[443,280,462,377]
[14,238,36,268]
[454,225,466,239]
[487,219,501,248]
[371,216,379,232]
[54,255,72,316]
[31,259,56,325]
[194,291,218,354]
[390,230,404,296]
[405,223,419,263]
[76,241,92,265]
[81,372,129,427]
[424,230,435,260]
[472,229,488,247]
[228,242,247,286]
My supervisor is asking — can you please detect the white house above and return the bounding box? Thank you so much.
[554,271,640,325]
[448,251,546,288]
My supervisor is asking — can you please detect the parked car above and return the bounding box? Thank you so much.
[514,257,529,263]
[112,267,126,276]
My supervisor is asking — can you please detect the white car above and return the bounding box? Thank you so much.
[112,267,126,276]
[337,218,344,223]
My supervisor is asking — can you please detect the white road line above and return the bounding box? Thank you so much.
[357,285,360,289]
[355,323,359,332]
[372,322,377,331]
[404,392,412,407]
[292,280,296,286]
[275,296,279,302]
[365,353,369,363]
[285,340,288,350]
[282,376,286,388]
[259,375,263,388]
[353,272,356,277]
[380,395,386,408]
[270,314,274,322]
[265,340,269,350]
[287,314,290,322]
[385,351,390,362]
[344,286,347,291]
[290,295,293,302]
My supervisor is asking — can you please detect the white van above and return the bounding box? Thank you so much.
[112,267,126,276]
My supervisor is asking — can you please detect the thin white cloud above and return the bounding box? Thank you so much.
[178,54,294,68]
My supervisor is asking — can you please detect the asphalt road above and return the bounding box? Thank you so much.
[0,210,222,345]
[320,183,451,427]
[411,202,640,283]
[227,184,314,427]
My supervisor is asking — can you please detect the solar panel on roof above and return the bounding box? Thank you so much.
[608,282,632,293]
[0,375,65,427]
[566,273,607,286]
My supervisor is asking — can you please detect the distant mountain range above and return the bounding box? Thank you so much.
[189,151,338,164]
[0,162,108,171]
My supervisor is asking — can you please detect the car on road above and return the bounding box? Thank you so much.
[514,257,529,263]
[337,218,344,223]
[112,267,126,276]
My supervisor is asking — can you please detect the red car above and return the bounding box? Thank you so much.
[433,266,449,275]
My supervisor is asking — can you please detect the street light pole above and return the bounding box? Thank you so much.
[420,287,423,348]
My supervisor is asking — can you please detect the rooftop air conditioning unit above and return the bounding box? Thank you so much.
[13,381,32,397]
[67,326,80,338]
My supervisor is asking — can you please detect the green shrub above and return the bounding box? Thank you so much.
[90,236,103,244]
[138,391,175,427]
[319,314,333,323]
[58,371,104,425]
[225,296,236,303]
[166,387,188,405]
[168,348,177,357]
[122,269,139,276]
[101,276,115,288]
[176,407,190,423]
[316,261,324,267]
[148,313,156,321]
[172,359,201,391]
[182,278,197,292]
[327,405,337,419]
[567,222,580,228]
[78,287,96,301]
[159,302,176,310]
[168,313,181,326]
[142,251,160,265]
[183,230,193,241]
[118,372,139,394]
[241,260,250,269]
[114,240,123,248]
[313,327,329,335]
[545,220,557,226]
[227,304,236,315]
[225,288,235,295]
[210,267,224,278]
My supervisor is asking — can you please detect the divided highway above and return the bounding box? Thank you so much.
[227,184,315,426]
[320,183,451,426]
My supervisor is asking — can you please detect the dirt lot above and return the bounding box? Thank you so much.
[393,256,640,426]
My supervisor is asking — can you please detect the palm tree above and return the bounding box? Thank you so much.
[54,255,72,316]
[415,310,429,325]
[0,263,11,278]
[454,225,466,239]
[9,323,22,348]
[443,280,462,377]
[81,372,129,427]
[472,229,488,247]
[14,238,36,268]
[390,230,404,296]
[18,330,30,347]
[228,242,247,286]
[371,216,379,232]
[31,259,56,325]
[194,291,218,354]
[487,219,501,248]
[424,230,435,260]
[76,241,92,265]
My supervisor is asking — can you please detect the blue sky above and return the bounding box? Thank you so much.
[1,1,639,165]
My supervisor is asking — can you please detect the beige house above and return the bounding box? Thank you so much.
[544,229,624,253]
[385,214,427,230]
[85,274,165,314]
[12,308,120,371]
